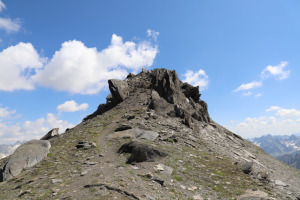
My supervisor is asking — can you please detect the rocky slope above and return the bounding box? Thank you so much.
[1,68,300,200]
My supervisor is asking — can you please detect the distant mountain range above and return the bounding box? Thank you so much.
[249,134,300,169]
[0,141,24,159]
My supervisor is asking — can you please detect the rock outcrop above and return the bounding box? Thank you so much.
[117,141,167,164]
[84,68,210,127]
[1,140,51,181]
[40,128,59,140]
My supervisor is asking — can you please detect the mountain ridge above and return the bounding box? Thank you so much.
[1,68,300,200]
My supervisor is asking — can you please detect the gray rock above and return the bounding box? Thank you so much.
[275,180,287,187]
[108,79,129,104]
[237,189,269,200]
[151,175,164,186]
[81,170,88,176]
[118,141,167,164]
[76,141,96,149]
[40,128,59,140]
[242,162,253,174]
[84,161,97,165]
[51,179,63,184]
[110,128,159,141]
[193,195,203,200]
[1,140,51,181]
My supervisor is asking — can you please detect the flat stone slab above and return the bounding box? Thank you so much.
[109,128,159,141]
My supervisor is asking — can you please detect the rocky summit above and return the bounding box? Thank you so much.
[1,68,300,200]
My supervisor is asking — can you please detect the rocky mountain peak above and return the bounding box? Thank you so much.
[85,68,210,125]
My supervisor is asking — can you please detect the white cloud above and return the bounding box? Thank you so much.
[34,34,158,94]
[0,42,44,91]
[261,61,290,80]
[57,100,88,113]
[0,113,74,144]
[0,1,21,33]
[182,69,209,91]
[147,29,159,41]
[234,81,262,92]
[0,17,20,32]
[266,106,300,119]
[0,0,5,13]
[233,61,290,96]
[0,105,16,119]
[228,106,300,138]
[0,33,158,94]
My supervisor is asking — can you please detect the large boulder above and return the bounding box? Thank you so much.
[118,141,167,164]
[40,128,59,140]
[1,140,51,181]
[108,79,129,104]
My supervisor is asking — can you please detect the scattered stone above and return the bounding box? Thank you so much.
[237,189,269,200]
[180,185,186,189]
[131,166,139,170]
[75,141,96,149]
[84,161,97,165]
[275,180,287,187]
[242,162,253,174]
[117,141,167,164]
[154,164,165,171]
[187,186,197,191]
[2,140,51,181]
[81,170,88,176]
[40,128,59,140]
[193,195,203,200]
[152,175,164,186]
[52,179,63,184]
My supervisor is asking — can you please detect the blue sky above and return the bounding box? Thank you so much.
[0,0,300,144]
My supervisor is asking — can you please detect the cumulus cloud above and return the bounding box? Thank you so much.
[0,33,158,94]
[234,81,262,92]
[228,106,300,138]
[0,42,44,91]
[0,113,74,144]
[147,29,159,41]
[0,105,16,119]
[33,34,158,94]
[266,106,300,119]
[57,100,88,113]
[261,61,290,80]
[182,69,209,91]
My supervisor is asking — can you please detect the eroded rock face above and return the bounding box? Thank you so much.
[1,140,51,181]
[84,68,210,126]
[108,79,129,105]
